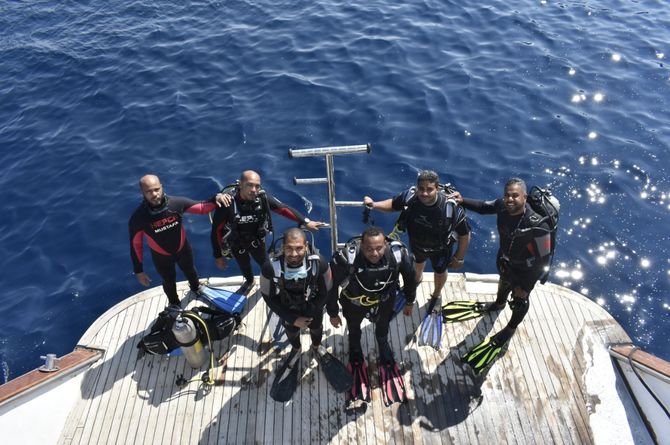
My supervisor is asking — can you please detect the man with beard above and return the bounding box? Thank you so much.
[261,228,349,401]
[129,175,217,306]
[444,177,553,374]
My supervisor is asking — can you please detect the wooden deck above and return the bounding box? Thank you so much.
[57,273,633,445]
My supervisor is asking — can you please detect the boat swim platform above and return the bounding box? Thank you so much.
[55,273,649,445]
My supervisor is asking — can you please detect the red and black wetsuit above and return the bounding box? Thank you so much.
[129,195,217,305]
[210,191,309,282]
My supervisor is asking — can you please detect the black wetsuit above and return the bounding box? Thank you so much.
[392,189,470,273]
[327,241,417,359]
[462,198,551,329]
[210,191,309,282]
[260,253,332,348]
[129,195,217,305]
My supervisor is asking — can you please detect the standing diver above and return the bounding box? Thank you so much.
[129,175,218,306]
[260,228,351,402]
[210,170,324,292]
[363,170,471,348]
[445,178,553,374]
[327,226,417,406]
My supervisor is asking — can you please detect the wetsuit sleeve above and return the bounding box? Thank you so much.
[326,253,348,317]
[390,190,408,211]
[266,193,308,225]
[128,212,145,274]
[259,260,298,325]
[398,247,417,304]
[312,256,333,311]
[171,195,218,214]
[454,206,471,236]
[460,197,500,215]
[210,206,231,258]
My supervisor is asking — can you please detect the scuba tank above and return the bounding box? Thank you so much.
[172,315,207,368]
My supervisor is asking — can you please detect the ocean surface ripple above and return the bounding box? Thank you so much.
[0,0,668,377]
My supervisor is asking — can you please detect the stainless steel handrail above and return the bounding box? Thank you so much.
[290,144,371,253]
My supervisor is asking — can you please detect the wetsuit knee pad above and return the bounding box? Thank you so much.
[510,296,529,313]
[508,296,529,329]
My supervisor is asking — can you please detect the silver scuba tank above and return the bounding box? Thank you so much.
[172,315,207,368]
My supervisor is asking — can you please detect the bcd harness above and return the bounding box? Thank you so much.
[217,181,274,252]
[395,184,466,252]
[270,253,321,309]
[338,237,404,307]
[501,187,560,284]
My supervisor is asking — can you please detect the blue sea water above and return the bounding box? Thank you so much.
[1,0,668,379]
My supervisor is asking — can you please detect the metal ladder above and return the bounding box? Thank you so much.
[288,144,371,253]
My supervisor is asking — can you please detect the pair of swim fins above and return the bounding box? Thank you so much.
[418,300,504,347]
[270,347,354,402]
[347,359,406,406]
[197,285,247,314]
[461,329,513,374]
[441,300,502,323]
[418,297,443,348]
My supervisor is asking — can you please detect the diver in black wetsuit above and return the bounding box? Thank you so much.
[327,226,417,364]
[363,170,470,302]
[129,175,217,306]
[210,170,324,290]
[259,228,332,352]
[450,177,552,340]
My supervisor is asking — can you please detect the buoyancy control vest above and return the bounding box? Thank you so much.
[395,184,466,251]
[337,237,405,306]
[219,181,274,247]
[502,188,559,283]
[270,250,322,310]
[526,186,560,283]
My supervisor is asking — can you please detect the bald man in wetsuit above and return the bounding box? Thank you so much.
[129,175,218,306]
[211,170,324,290]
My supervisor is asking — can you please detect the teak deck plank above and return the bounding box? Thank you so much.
[56,273,631,444]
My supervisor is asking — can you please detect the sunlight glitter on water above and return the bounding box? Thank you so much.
[618,293,637,305]
[554,262,585,286]
[586,183,606,204]
[544,166,570,177]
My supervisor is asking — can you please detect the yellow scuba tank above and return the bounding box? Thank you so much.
[172,315,207,368]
